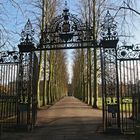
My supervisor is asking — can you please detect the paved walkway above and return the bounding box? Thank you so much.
[1,96,134,140]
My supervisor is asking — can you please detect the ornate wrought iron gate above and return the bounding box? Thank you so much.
[0,3,139,135]
[100,11,121,132]
[17,51,38,130]
[0,20,38,131]
[0,51,19,129]
[100,11,140,133]
[17,19,38,130]
[118,44,140,133]
[0,5,94,131]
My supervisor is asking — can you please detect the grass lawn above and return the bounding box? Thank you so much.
[95,97,133,112]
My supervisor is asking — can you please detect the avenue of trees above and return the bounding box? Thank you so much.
[36,0,68,107]
[72,0,140,108]
[0,0,68,108]
[0,0,140,109]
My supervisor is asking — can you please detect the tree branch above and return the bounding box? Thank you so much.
[120,1,140,16]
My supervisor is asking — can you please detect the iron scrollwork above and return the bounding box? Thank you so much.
[18,19,35,105]
[45,8,81,42]
[18,19,35,52]
[100,11,118,48]
[117,44,140,60]
[18,52,31,105]
[0,51,19,63]
[100,11,120,126]
[101,11,118,40]
[39,3,94,49]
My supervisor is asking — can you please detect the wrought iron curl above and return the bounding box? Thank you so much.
[117,45,140,59]
[43,6,84,43]
[100,11,118,40]
[104,48,116,63]
[0,51,19,63]
[18,19,35,52]
[37,3,94,49]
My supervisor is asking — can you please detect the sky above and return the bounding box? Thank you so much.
[1,0,140,45]
[0,0,77,83]
[64,0,78,83]
[1,0,140,82]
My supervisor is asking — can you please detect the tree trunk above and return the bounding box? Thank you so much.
[37,0,45,108]
[43,51,47,106]
[92,0,98,108]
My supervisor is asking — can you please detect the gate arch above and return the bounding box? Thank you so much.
[37,6,95,50]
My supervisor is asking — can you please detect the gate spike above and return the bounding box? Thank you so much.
[65,0,67,7]
[64,0,69,10]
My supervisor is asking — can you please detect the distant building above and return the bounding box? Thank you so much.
[68,84,73,96]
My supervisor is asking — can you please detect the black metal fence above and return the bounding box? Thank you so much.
[118,45,140,133]
[101,47,120,132]
[17,52,38,130]
[101,46,140,133]
[0,8,139,136]
[0,51,38,131]
[100,11,140,134]
[0,52,19,130]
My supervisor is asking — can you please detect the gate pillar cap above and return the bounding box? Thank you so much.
[18,43,35,52]
[18,19,35,52]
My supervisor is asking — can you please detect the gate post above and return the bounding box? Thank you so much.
[0,124,2,136]
[100,11,120,132]
[17,19,37,130]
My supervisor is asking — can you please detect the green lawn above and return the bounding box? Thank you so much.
[95,97,133,112]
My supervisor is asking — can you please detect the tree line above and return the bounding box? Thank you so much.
[0,0,140,109]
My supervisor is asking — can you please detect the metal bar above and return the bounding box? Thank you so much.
[136,61,140,118]
[115,49,121,128]
[32,45,98,52]
[126,61,130,130]
[41,40,96,45]
[123,61,127,131]
[119,61,123,132]
[3,65,6,120]
[100,47,105,131]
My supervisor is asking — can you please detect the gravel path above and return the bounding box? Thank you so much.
[1,96,134,140]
